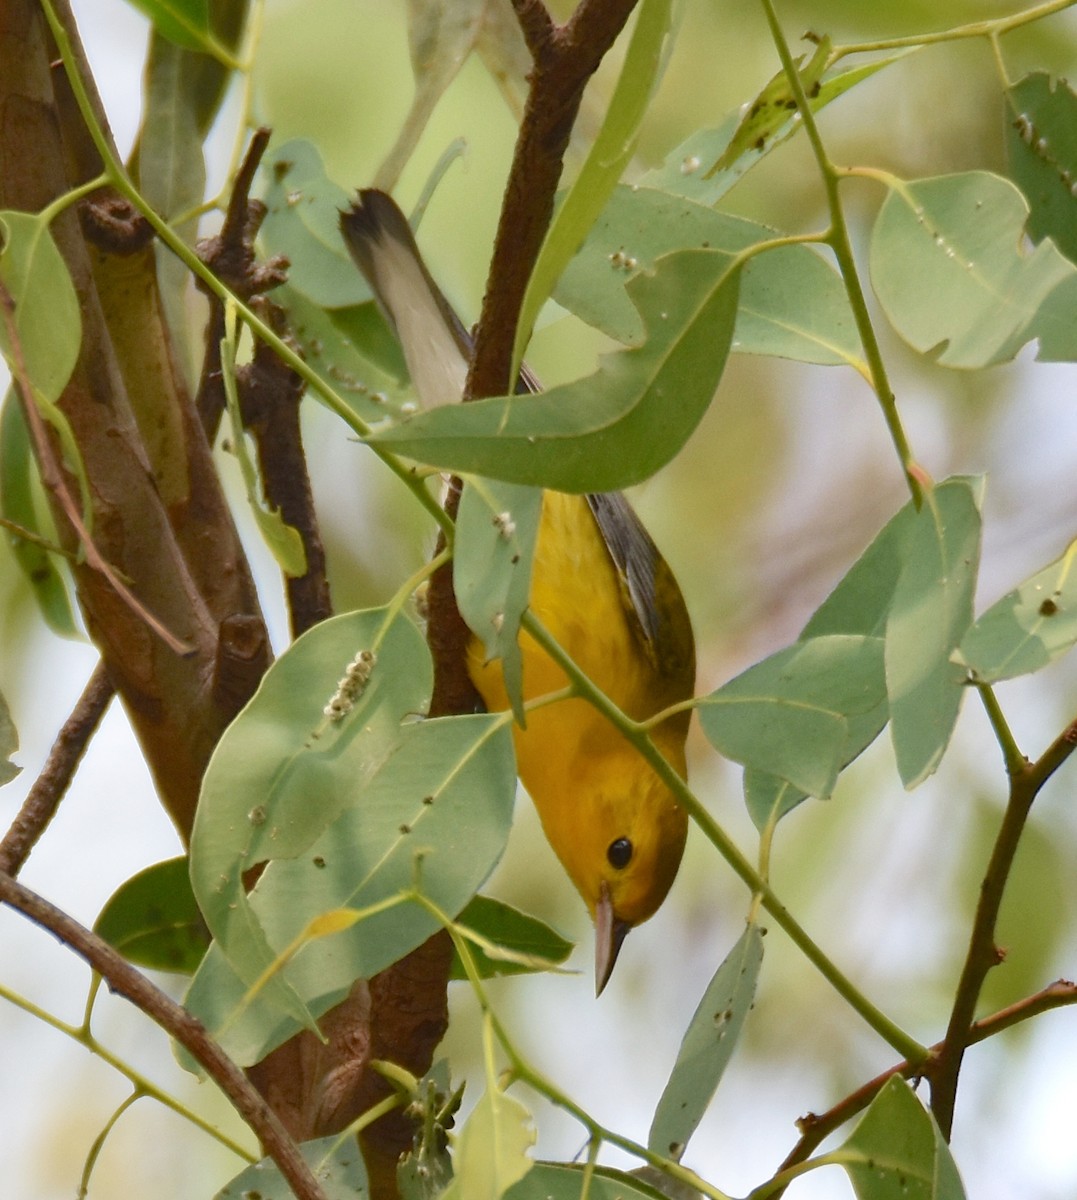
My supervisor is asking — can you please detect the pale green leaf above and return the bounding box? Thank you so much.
[188,606,432,1033]
[958,535,1077,682]
[885,478,982,788]
[645,52,910,208]
[455,479,541,721]
[1006,72,1077,265]
[260,139,371,308]
[0,211,81,403]
[554,186,861,369]
[833,1076,966,1200]
[215,1133,368,1199]
[699,635,887,799]
[870,171,1076,367]
[743,769,807,832]
[376,0,486,189]
[186,712,516,1063]
[0,389,79,638]
[442,1085,535,1200]
[272,284,408,422]
[369,247,740,492]
[649,923,763,1160]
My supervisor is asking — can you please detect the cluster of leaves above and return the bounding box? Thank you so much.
[4,1,1077,1199]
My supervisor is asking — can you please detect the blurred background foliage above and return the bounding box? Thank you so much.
[4,1,1077,1197]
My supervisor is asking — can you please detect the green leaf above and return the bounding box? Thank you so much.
[260,139,372,308]
[833,1076,966,1200]
[0,390,79,638]
[186,713,517,1063]
[397,1060,458,1200]
[0,688,19,787]
[188,605,433,1030]
[369,247,741,493]
[505,1164,668,1200]
[958,535,1077,682]
[554,186,862,369]
[644,52,910,209]
[123,0,236,65]
[1006,73,1077,266]
[885,478,982,788]
[442,1084,535,1200]
[214,1132,368,1200]
[376,0,491,191]
[272,284,409,423]
[649,922,764,1161]
[449,895,574,980]
[0,211,82,403]
[699,635,887,799]
[708,38,831,178]
[870,171,1076,367]
[802,501,916,640]
[455,479,542,722]
[512,0,675,371]
[743,768,807,833]
[94,856,208,974]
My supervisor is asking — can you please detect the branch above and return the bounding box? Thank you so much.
[0,662,114,877]
[777,979,1077,1180]
[0,280,191,656]
[238,298,332,638]
[927,704,1077,1135]
[465,0,639,401]
[0,871,328,1200]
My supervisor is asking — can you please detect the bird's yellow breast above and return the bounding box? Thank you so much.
[466,490,692,927]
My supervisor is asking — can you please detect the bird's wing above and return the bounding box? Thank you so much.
[586,491,695,691]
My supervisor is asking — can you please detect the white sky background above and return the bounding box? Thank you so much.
[3,3,1077,1199]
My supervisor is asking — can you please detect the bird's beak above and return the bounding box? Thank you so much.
[595,881,631,996]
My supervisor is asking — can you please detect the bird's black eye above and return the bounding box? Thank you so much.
[607,837,633,870]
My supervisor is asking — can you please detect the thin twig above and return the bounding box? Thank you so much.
[775,979,1077,1181]
[0,872,328,1200]
[0,663,114,877]
[0,281,192,656]
[928,706,1077,1135]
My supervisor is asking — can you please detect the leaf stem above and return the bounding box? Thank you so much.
[0,979,255,1163]
[759,0,926,506]
[830,0,1077,61]
[521,612,928,1063]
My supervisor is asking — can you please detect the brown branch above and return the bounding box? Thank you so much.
[0,871,328,1200]
[928,706,1077,1136]
[0,662,114,877]
[0,279,192,656]
[777,979,1077,1180]
[238,299,332,638]
[511,0,556,56]
[465,0,639,402]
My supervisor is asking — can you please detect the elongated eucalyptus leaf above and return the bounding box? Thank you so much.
[369,246,740,492]
[215,1133,367,1200]
[649,923,763,1160]
[0,689,19,787]
[455,479,542,722]
[885,478,982,788]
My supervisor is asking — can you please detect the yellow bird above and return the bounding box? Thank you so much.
[341,191,695,991]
